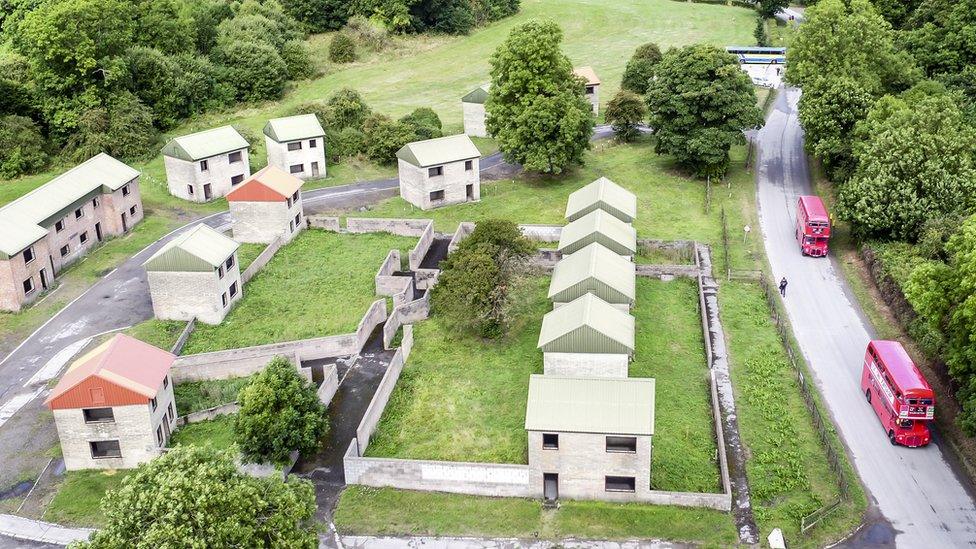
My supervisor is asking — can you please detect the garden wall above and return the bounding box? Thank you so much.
[176,402,240,427]
[519,224,562,242]
[356,325,413,451]
[170,318,196,355]
[448,222,475,253]
[241,237,284,284]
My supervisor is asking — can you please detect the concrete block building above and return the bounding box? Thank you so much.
[525,375,655,501]
[144,225,242,325]
[461,84,490,138]
[396,134,481,210]
[537,293,635,377]
[548,243,635,311]
[558,210,637,257]
[162,126,251,202]
[263,114,326,180]
[573,67,601,116]
[46,334,177,470]
[565,177,637,223]
[226,166,305,244]
[0,153,143,312]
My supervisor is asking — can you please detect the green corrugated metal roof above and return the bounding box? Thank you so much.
[525,374,655,435]
[565,177,637,223]
[461,84,490,104]
[161,126,249,162]
[396,134,481,168]
[557,210,637,256]
[143,225,240,272]
[263,114,325,142]
[0,153,139,257]
[538,293,635,354]
[548,243,635,305]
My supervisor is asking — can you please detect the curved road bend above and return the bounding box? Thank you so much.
[756,87,976,547]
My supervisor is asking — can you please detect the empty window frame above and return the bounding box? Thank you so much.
[55,219,65,232]
[429,190,445,201]
[167,402,174,422]
[289,164,303,174]
[542,433,559,450]
[200,159,209,171]
[464,160,473,171]
[75,207,84,219]
[130,205,137,216]
[292,190,300,202]
[605,476,636,492]
[156,425,164,446]
[606,436,637,453]
[228,151,242,163]
[60,244,70,257]
[231,174,244,185]
[163,375,169,389]
[217,265,225,279]
[287,141,302,151]
[308,139,317,148]
[122,183,131,196]
[22,277,34,295]
[150,396,158,412]
[90,440,122,459]
[428,166,444,177]
[225,255,235,270]
[92,197,99,208]
[79,232,88,244]
[83,407,115,423]
[188,185,195,195]
[286,197,293,209]
[585,86,595,94]
[294,213,301,227]
[229,281,238,298]
[22,246,35,264]
[222,292,228,307]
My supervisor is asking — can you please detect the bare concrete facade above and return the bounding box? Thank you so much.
[230,199,304,244]
[265,135,325,180]
[397,134,481,210]
[542,352,628,377]
[162,126,251,202]
[573,67,601,116]
[462,102,487,138]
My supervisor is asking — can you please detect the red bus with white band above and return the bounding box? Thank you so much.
[796,195,830,257]
[860,340,935,447]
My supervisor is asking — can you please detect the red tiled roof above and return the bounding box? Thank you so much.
[226,165,303,203]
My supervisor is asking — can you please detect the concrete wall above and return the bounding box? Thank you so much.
[383,293,429,349]
[356,327,411,450]
[585,84,599,115]
[170,299,387,382]
[318,363,339,405]
[241,237,284,285]
[346,218,432,237]
[265,135,326,180]
[176,402,240,427]
[164,148,251,202]
[230,195,304,245]
[170,318,196,355]
[448,222,475,253]
[308,216,341,232]
[408,222,434,270]
[542,352,629,377]
[635,264,702,279]
[147,262,242,325]
[397,158,480,210]
[462,102,487,138]
[519,224,562,243]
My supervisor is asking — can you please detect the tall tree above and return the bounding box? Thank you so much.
[485,19,593,174]
[644,45,761,178]
[74,445,317,548]
[756,0,788,19]
[900,0,976,77]
[604,90,646,142]
[620,42,662,94]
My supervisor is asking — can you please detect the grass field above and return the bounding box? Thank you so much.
[42,470,129,527]
[236,242,267,272]
[169,416,237,450]
[334,487,738,545]
[181,230,416,354]
[174,377,253,416]
[124,319,187,351]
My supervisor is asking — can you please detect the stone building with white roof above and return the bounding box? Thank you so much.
[263,114,326,180]
[162,126,251,202]
[396,134,481,210]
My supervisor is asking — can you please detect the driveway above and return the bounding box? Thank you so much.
[755,87,976,547]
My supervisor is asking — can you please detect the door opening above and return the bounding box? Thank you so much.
[39,269,49,290]
[121,212,128,232]
[543,473,558,501]
[95,222,103,242]
[466,184,474,200]
[204,184,213,200]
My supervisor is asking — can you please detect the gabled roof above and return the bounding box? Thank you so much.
[263,114,325,143]
[573,66,601,86]
[144,224,240,272]
[161,126,249,162]
[565,177,637,223]
[557,210,637,256]
[538,293,635,354]
[0,154,139,258]
[46,334,175,410]
[525,374,655,435]
[396,134,481,168]
[226,165,304,203]
[548,243,635,305]
[461,84,490,104]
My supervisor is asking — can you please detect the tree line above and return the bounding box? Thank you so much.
[789,0,976,432]
[282,0,519,35]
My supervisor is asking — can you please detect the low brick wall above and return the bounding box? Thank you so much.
[308,215,341,231]
[241,237,284,284]
[318,363,339,406]
[176,402,240,427]
[356,325,412,451]
[519,224,562,242]
[408,221,434,270]
[448,222,475,253]
[347,217,432,237]
[171,299,387,382]
[170,318,196,356]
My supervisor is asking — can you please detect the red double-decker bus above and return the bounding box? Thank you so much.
[860,340,935,447]
[796,196,830,257]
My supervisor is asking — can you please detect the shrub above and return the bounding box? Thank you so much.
[399,107,442,140]
[327,126,368,161]
[621,42,662,94]
[0,115,48,178]
[344,14,390,51]
[363,113,416,164]
[213,39,289,101]
[325,88,372,129]
[280,0,351,32]
[281,39,314,79]
[235,357,328,465]
[66,92,158,162]
[604,90,646,141]
[329,32,357,63]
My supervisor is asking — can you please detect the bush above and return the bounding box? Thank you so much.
[66,92,157,162]
[280,0,351,32]
[604,90,646,142]
[329,32,357,63]
[344,14,390,51]
[327,127,368,161]
[325,88,372,129]
[621,42,662,94]
[399,107,442,140]
[0,115,48,178]
[363,113,416,164]
[235,357,328,465]
[281,39,314,79]
[213,39,289,101]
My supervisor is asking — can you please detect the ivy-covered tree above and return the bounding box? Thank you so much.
[620,42,662,94]
[486,19,593,174]
[73,445,318,548]
[604,90,646,142]
[235,357,328,465]
[645,45,761,178]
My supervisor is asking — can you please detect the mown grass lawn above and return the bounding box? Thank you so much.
[169,415,237,450]
[334,486,738,545]
[182,230,416,354]
[42,470,130,527]
[235,242,267,272]
[174,377,253,416]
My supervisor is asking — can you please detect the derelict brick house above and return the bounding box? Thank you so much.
[565,177,637,224]
[162,126,251,202]
[46,334,178,470]
[263,114,326,180]
[558,209,637,257]
[548,243,635,311]
[226,165,305,244]
[537,293,635,377]
[0,153,143,312]
[461,84,490,138]
[573,66,601,116]
[397,134,481,210]
[143,224,243,325]
[525,374,655,502]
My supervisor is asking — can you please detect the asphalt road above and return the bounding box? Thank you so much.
[756,88,976,547]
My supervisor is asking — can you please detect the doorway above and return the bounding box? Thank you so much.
[311,162,320,177]
[39,268,49,290]
[543,473,558,502]
[466,184,474,200]
[204,183,213,200]
[121,212,128,232]
[95,222,103,242]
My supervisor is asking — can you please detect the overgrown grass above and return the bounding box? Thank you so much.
[124,319,187,351]
[174,376,253,416]
[169,415,236,450]
[334,487,738,545]
[182,230,415,354]
[236,242,267,272]
[42,470,130,527]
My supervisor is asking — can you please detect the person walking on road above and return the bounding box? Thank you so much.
[779,277,788,297]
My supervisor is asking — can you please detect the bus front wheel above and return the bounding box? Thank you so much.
[888,430,897,445]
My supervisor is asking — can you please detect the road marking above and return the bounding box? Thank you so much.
[0,388,44,430]
[23,338,92,388]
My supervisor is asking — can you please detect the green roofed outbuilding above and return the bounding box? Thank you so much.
[548,242,635,310]
[462,84,490,138]
[558,210,637,257]
[565,177,637,223]
[538,293,634,378]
